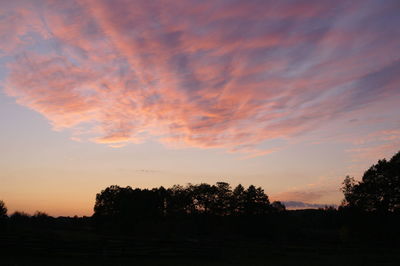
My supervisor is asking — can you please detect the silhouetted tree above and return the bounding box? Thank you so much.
[93,181,274,229]
[153,186,168,216]
[167,184,193,215]
[211,182,232,215]
[94,185,131,218]
[243,185,271,215]
[10,211,31,226]
[32,211,51,221]
[31,211,53,227]
[341,176,357,207]
[341,150,400,212]
[271,201,286,212]
[94,185,168,223]
[188,183,215,214]
[0,200,7,218]
[232,184,246,215]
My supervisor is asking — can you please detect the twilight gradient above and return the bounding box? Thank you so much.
[0,0,399,216]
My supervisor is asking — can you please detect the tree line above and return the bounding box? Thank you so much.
[1,150,399,222]
[93,182,286,222]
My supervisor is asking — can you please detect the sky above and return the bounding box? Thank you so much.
[0,0,399,216]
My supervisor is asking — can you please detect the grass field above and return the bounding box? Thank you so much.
[2,231,399,266]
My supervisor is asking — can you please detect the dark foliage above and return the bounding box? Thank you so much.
[0,200,7,218]
[93,182,274,222]
[271,201,286,212]
[341,150,400,212]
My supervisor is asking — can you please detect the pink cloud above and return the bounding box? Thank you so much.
[0,4,46,54]
[2,0,400,155]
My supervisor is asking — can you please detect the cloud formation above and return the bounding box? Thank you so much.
[282,201,337,210]
[2,0,400,154]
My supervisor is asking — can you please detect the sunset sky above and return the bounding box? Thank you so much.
[1,0,399,216]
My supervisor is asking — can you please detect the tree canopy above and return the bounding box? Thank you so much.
[342,150,400,212]
[0,200,7,218]
[93,182,279,221]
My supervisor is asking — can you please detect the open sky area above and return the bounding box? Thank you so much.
[0,0,399,216]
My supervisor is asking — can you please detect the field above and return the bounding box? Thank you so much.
[1,226,399,266]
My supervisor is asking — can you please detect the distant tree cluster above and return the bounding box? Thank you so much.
[342,151,400,212]
[94,182,284,221]
[0,200,7,219]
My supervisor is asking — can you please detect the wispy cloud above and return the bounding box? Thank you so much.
[2,0,400,155]
[272,190,325,203]
[282,201,337,210]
